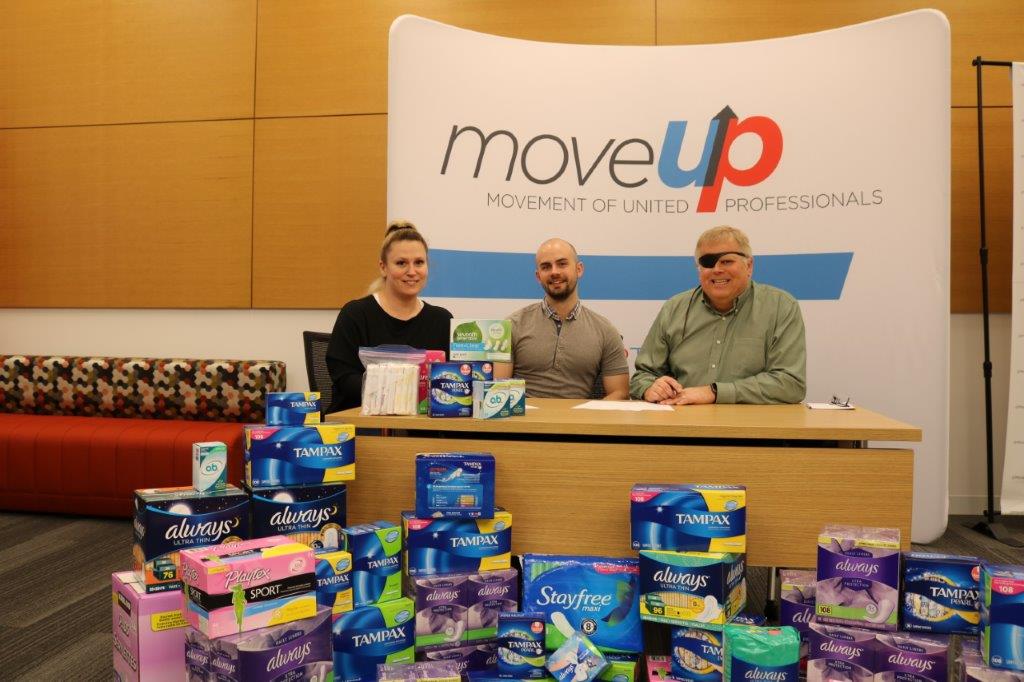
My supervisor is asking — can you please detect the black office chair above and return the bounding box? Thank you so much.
[302,331,333,414]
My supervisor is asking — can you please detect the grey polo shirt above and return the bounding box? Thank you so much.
[508,301,628,399]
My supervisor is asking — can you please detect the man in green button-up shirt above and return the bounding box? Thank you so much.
[630,226,806,405]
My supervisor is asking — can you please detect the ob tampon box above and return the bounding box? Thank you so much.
[192,441,227,493]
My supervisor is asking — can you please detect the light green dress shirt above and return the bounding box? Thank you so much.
[629,281,807,404]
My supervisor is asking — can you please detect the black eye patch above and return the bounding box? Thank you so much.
[698,251,747,268]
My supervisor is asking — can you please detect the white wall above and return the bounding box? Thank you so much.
[0,308,1011,515]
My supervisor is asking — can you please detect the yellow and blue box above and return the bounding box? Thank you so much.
[314,548,354,620]
[403,510,512,577]
[265,391,322,425]
[630,484,746,553]
[638,551,746,631]
[244,424,355,487]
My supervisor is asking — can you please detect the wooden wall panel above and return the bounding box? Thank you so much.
[0,1,257,128]
[0,121,254,308]
[951,107,1013,313]
[655,0,1020,108]
[252,115,387,308]
[255,0,656,118]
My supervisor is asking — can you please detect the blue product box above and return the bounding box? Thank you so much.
[244,424,356,487]
[521,554,643,654]
[415,453,495,519]
[671,627,722,682]
[981,563,1024,671]
[902,552,980,635]
[265,391,322,425]
[249,483,347,550]
[315,548,354,618]
[630,484,746,553]
[497,612,547,679]
[402,510,512,577]
[332,598,415,682]
[342,521,403,607]
[429,362,493,418]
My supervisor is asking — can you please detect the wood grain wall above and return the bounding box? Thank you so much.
[0,1,1017,310]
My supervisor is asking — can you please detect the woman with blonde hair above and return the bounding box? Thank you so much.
[325,221,452,413]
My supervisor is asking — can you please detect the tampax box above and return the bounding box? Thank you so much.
[342,521,403,607]
[244,423,356,487]
[206,606,334,681]
[265,391,322,426]
[473,380,512,419]
[415,452,495,519]
[816,525,901,632]
[419,351,448,415]
[430,362,493,418]
[249,483,347,550]
[981,562,1024,671]
[315,548,354,619]
[132,485,250,594]
[192,441,227,493]
[638,551,746,631]
[670,626,723,682]
[450,320,512,363]
[403,509,512,577]
[112,571,187,682]
[630,484,746,553]
[180,535,316,638]
[332,597,415,682]
[902,551,980,635]
[497,612,547,679]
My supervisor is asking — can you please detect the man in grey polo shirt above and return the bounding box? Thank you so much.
[631,225,806,405]
[494,238,629,399]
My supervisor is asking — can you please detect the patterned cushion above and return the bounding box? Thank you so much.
[0,356,286,422]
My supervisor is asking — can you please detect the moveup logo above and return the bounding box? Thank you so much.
[440,106,782,213]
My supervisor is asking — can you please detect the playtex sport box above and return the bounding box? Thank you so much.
[981,563,1024,672]
[638,551,746,631]
[265,391,322,426]
[521,554,643,654]
[450,319,512,363]
[630,484,746,553]
[429,362,494,418]
[343,521,403,608]
[415,453,495,519]
[403,510,512,577]
[180,535,317,638]
[816,525,900,632]
[112,571,187,682]
[332,597,415,682]
[250,484,347,550]
[901,551,980,635]
[244,423,356,487]
[132,485,250,594]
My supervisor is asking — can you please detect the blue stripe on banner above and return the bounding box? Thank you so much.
[423,250,853,301]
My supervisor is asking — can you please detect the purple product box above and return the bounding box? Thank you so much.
[413,574,469,650]
[874,632,950,682]
[185,628,211,682]
[816,525,900,631]
[466,569,519,641]
[806,623,876,682]
[420,638,499,675]
[111,571,188,682]
[205,607,333,681]
[780,569,816,660]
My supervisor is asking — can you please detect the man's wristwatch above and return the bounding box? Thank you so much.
[711,383,718,402]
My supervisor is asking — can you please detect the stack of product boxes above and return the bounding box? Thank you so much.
[434,319,525,420]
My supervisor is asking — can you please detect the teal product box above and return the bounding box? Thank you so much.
[450,320,513,363]
[638,551,746,631]
[244,424,356,487]
[981,563,1024,671]
[671,627,723,682]
[415,452,495,519]
[332,598,414,682]
[601,653,640,682]
[473,380,512,419]
[722,625,799,682]
[630,484,747,553]
[902,551,981,635]
[403,510,512,577]
[315,548,354,619]
[342,521,402,607]
[521,554,642,654]
[265,391,322,425]
[497,612,547,679]
[507,379,526,416]
[192,441,228,493]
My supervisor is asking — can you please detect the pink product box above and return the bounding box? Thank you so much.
[112,571,187,682]
[646,655,675,682]
[419,351,448,414]
[180,535,317,639]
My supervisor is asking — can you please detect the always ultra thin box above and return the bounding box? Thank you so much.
[450,320,512,362]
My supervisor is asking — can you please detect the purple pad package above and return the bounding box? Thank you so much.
[421,639,500,675]
[466,569,519,641]
[207,606,333,681]
[806,622,876,682]
[412,574,469,650]
[874,632,950,682]
[816,525,900,631]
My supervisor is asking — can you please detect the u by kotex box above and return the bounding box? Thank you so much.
[249,484,347,550]
[112,571,187,682]
[204,606,333,681]
[342,521,403,607]
[403,510,512,577]
[630,484,746,553]
[244,424,356,487]
[671,626,723,682]
[902,551,980,635]
[332,597,415,682]
[450,320,512,363]
[638,551,746,631]
[415,452,495,519]
[521,554,642,654]
[981,563,1024,671]
[180,535,316,638]
[315,548,354,619]
[132,485,250,594]
[816,525,900,632]
[266,391,322,426]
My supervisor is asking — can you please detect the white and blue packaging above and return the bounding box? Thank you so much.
[546,613,609,682]
[265,391,322,425]
[191,441,227,493]
[415,453,495,519]
[473,380,511,419]
[497,612,547,679]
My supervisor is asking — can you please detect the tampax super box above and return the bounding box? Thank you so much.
[132,485,250,594]
[415,452,495,519]
[112,571,187,682]
[430,362,494,418]
[403,509,512,577]
[332,597,415,682]
[450,320,512,363]
[249,483,347,550]
[265,391,322,426]
[631,484,746,553]
[315,548,354,618]
[180,535,316,638]
[244,423,356,487]
[342,521,403,607]
[638,551,746,631]
[981,562,1024,671]
[902,552,980,635]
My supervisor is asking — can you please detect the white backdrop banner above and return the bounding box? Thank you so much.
[1002,63,1024,514]
[388,11,951,542]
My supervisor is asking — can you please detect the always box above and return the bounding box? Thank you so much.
[244,424,356,487]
